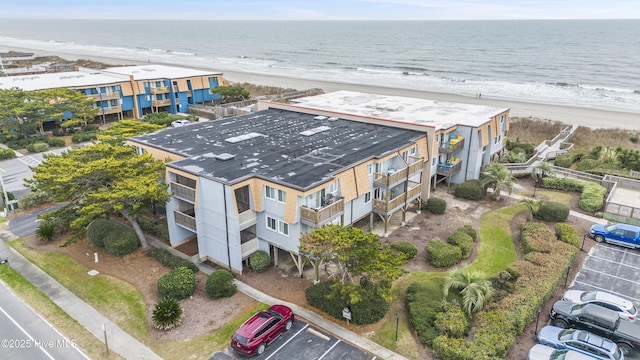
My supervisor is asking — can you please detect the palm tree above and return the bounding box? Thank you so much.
[519,198,540,221]
[443,268,493,315]
[531,161,554,180]
[481,162,516,200]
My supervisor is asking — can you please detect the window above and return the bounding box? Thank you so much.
[409,146,417,156]
[432,157,437,166]
[277,189,286,202]
[265,186,276,200]
[367,164,373,175]
[266,216,289,236]
[266,217,277,231]
[365,192,371,203]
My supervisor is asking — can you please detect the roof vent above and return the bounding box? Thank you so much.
[214,153,235,161]
[300,126,331,136]
[225,132,264,143]
[314,115,328,121]
[327,117,339,121]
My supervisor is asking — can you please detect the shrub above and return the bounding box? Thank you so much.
[137,214,169,240]
[0,148,16,160]
[145,248,199,273]
[555,223,581,248]
[389,241,418,261]
[104,230,140,256]
[206,269,237,299]
[540,177,584,192]
[424,197,447,214]
[406,282,442,346]
[534,201,569,222]
[152,297,184,330]
[47,138,66,147]
[305,281,389,325]
[426,240,462,267]
[454,179,484,200]
[553,149,583,168]
[87,218,114,248]
[35,219,58,243]
[157,266,196,300]
[434,301,469,338]
[250,251,270,272]
[576,158,600,171]
[71,131,98,143]
[520,222,555,254]
[447,230,473,258]
[26,142,49,153]
[459,224,478,241]
[18,191,54,209]
[579,182,606,212]
[305,281,343,320]
[349,287,389,324]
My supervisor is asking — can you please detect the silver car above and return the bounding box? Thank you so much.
[528,344,595,360]
[563,290,637,321]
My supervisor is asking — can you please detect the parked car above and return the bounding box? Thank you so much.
[171,119,191,127]
[537,326,623,360]
[528,343,598,360]
[550,301,640,356]
[231,304,294,356]
[563,289,637,321]
[589,223,640,249]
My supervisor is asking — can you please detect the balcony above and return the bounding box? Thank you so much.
[150,86,169,94]
[171,182,196,203]
[437,161,463,176]
[373,158,423,187]
[152,99,172,107]
[100,105,122,115]
[238,210,257,229]
[89,92,120,101]
[241,237,259,259]
[174,210,196,231]
[407,182,422,201]
[439,136,465,154]
[300,198,344,226]
[373,193,406,213]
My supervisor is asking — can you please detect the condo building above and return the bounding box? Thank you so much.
[127,90,509,274]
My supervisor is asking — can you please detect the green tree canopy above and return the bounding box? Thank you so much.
[210,85,251,103]
[25,143,170,249]
[299,224,406,303]
[97,119,165,145]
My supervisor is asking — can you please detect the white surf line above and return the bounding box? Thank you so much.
[572,280,640,303]
[0,304,56,360]
[265,323,309,360]
[317,339,341,360]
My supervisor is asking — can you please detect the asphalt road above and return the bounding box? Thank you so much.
[0,279,89,360]
[7,203,66,237]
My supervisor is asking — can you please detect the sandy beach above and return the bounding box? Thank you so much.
[4,45,640,131]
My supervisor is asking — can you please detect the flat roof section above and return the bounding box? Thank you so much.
[289,90,510,130]
[130,108,425,190]
[104,64,222,80]
[0,70,127,91]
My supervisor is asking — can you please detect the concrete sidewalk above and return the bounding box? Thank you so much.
[0,230,162,360]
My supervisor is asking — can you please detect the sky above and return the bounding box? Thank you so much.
[2,0,640,20]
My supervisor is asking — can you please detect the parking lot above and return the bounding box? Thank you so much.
[568,242,640,360]
[209,319,376,360]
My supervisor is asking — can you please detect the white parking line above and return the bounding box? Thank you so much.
[572,280,640,303]
[318,340,341,360]
[597,243,640,259]
[579,267,639,285]
[265,323,309,360]
[587,254,640,272]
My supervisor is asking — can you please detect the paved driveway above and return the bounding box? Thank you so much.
[210,319,376,360]
[569,243,640,360]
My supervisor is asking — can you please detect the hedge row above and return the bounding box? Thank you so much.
[305,281,389,325]
[145,247,198,273]
[553,149,584,168]
[429,222,579,359]
[426,225,478,267]
[540,177,606,212]
[534,201,569,222]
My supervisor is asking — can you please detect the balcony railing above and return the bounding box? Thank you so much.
[100,105,122,114]
[300,198,344,225]
[171,182,196,202]
[152,99,172,107]
[150,86,169,94]
[174,210,196,231]
[407,182,422,200]
[89,92,120,101]
[373,158,423,187]
[241,237,259,258]
[439,137,465,154]
[238,210,257,228]
[437,161,463,176]
[373,193,406,213]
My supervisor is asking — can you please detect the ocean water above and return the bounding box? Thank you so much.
[0,19,639,113]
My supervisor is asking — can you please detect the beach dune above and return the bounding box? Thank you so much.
[4,45,640,131]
